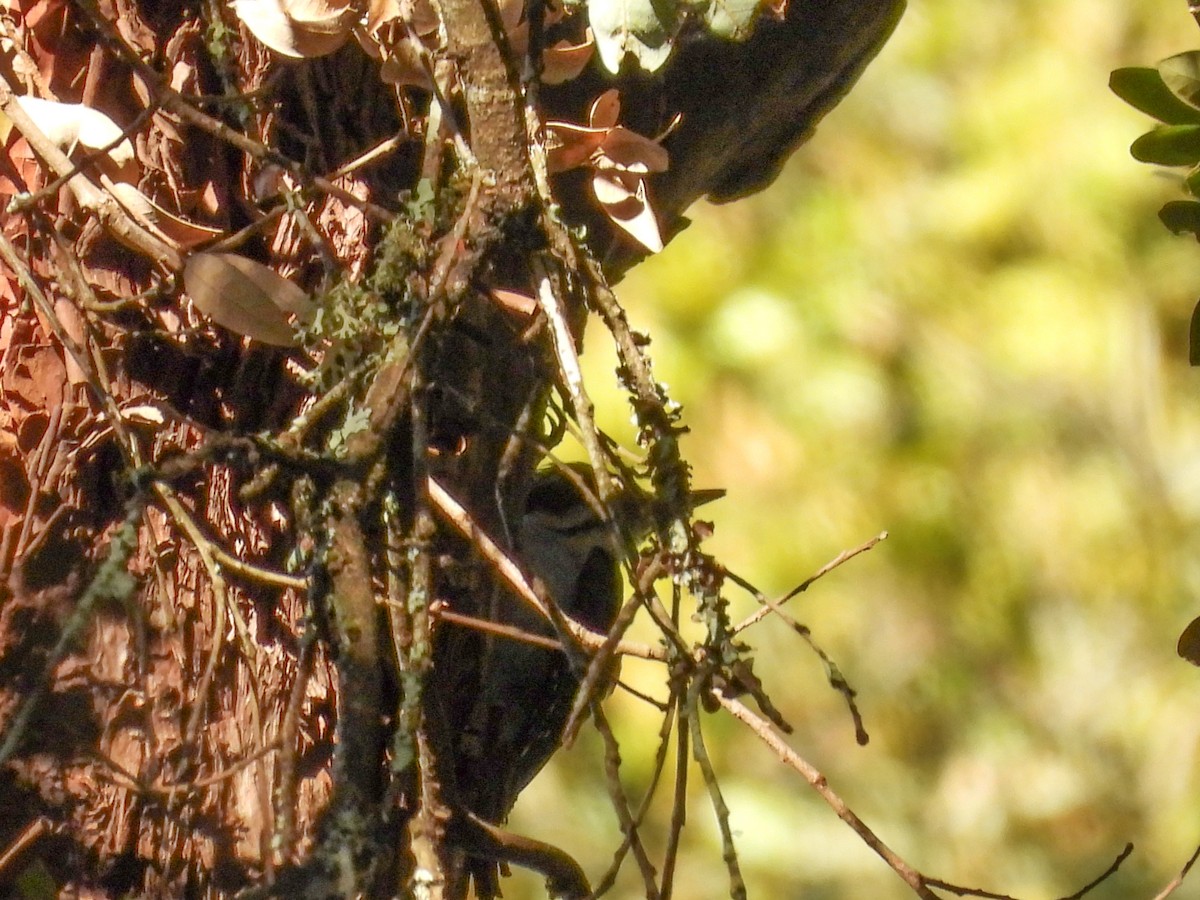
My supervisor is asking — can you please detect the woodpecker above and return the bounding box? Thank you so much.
[452,464,721,898]
[473,466,623,819]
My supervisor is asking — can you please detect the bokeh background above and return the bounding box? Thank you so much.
[508,1,1200,897]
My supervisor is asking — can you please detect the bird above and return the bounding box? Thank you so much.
[450,463,721,898]
[470,464,625,823]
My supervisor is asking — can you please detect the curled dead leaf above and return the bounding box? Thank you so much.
[107,181,222,250]
[354,0,440,87]
[593,169,662,252]
[545,90,668,253]
[543,32,596,85]
[14,95,135,167]
[231,0,357,58]
[366,0,402,31]
[546,121,608,174]
[120,404,167,426]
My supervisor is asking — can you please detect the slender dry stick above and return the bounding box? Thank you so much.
[87,741,283,798]
[1153,843,1200,900]
[4,399,63,580]
[204,545,308,592]
[72,0,396,223]
[427,475,663,661]
[716,693,941,900]
[592,692,679,897]
[660,693,689,900]
[158,486,256,740]
[592,703,662,900]
[273,620,316,867]
[731,530,888,635]
[328,133,409,180]
[155,481,273,867]
[532,259,613,504]
[1051,842,1133,900]
[433,608,571,651]
[726,567,868,743]
[0,70,182,267]
[10,105,155,213]
[688,681,746,900]
[920,882,1014,900]
[562,566,661,747]
[0,230,141,466]
[0,817,49,877]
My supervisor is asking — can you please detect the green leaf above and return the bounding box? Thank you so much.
[1186,165,1200,198]
[1159,51,1200,110]
[1158,199,1200,236]
[1190,300,1200,366]
[1130,124,1200,165]
[1110,67,1200,125]
[588,0,677,74]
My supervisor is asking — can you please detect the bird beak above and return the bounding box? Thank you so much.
[689,488,725,509]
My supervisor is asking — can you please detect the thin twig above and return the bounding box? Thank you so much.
[1153,843,1200,899]
[716,692,942,900]
[71,0,395,223]
[725,569,868,743]
[0,816,50,877]
[10,104,156,213]
[661,694,689,900]
[731,530,888,635]
[1052,842,1133,900]
[561,562,660,746]
[206,541,308,592]
[328,133,409,180]
[92,742,282,798]
[592,703,661,899]
[532,258,613,502]
[273,618,316,867]
[0,229,141,467]
[433,607,571,651]
[427,475,663,661]
[0,71,181,268]
[688,680,746,900]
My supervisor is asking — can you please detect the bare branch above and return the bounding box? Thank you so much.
[731,530,888,635]
[715,691,942,900]
[1153,844,1200,900]
[428,475,664,661]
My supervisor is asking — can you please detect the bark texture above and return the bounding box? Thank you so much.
[0,0,902,896]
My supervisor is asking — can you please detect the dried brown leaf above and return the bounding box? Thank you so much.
[231,0,354,58]
[183,252,314,347]
[107,181,222,250]
[13,95,134,167]
[490,287,538,317]
[593,169,662,252]
[545,121,608,173]
[545,89,667,252]
[543,32,595,85]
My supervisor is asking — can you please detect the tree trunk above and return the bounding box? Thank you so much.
[0,0,901,896]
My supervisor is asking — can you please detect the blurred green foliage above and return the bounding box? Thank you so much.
[506,1,1200,897]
